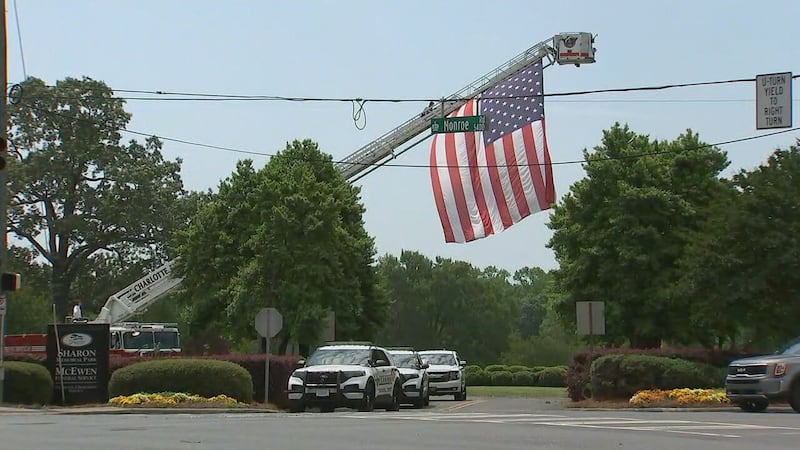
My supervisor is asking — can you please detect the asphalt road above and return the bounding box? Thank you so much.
[1,398,798,450]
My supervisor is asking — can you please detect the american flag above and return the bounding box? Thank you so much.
[429,59,555,243]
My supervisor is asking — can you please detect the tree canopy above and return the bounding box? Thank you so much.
[174,139,387,352]
[547,123,730,348]
[7,76,190,319]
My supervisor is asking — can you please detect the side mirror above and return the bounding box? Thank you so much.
[459,360,467,367]
[420,362,429,370]
[295,359,306,369]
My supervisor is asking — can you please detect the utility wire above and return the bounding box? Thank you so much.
[30,73,800,104]
[18,102,800,171]
[12,0,27,79]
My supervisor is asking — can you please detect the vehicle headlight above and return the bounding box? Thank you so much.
[450,370,460,380]
[775,362,787,376]
[401,373,420,382]
[340,370,366,381]
[292,371,306,381]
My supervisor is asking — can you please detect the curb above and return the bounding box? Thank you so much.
[0,407,281,415]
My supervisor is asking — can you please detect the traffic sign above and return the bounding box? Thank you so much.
[254,307,283,338]
[431,115,486,134]
[756,72,792,130]
[576,301,605,336]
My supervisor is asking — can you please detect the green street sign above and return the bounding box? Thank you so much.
[430,115,486,134]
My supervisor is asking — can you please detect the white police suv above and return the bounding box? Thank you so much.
[386,347,430,408]
[287,342,401,412]
[419,349,467,400]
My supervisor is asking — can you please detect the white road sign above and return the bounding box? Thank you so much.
[756,72,792,129]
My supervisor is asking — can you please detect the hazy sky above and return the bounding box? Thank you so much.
[8,0,799,274]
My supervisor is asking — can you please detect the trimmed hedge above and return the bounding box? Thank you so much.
[1,361,53,405]
[463,365,567,387]
[566,346,764,401]
[590,354,723,400]
[109,358,254,402]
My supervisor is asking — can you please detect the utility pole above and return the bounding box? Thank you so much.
[0,0,9,404]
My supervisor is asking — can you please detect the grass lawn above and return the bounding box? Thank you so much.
[468,386,567,398]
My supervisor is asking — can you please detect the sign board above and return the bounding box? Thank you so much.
[756,72,792,129]
[431,115,486,134]
[255,307,283,338]
[576,301,605,336]
[47,323,110,405]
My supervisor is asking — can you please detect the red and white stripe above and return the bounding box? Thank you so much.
[429,100,555,243]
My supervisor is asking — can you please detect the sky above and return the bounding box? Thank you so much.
[7,0,799,274]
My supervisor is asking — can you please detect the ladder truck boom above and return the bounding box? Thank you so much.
[89,32,597,326]
[334,32,596,181]
[93,260,183,324]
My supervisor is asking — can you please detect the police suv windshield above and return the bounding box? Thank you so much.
[390,353,419,369]
[306,348,371,366]
[422,353,457,366]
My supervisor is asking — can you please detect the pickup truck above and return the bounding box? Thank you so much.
[725,338,800,412]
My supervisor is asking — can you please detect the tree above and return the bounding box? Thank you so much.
[175,139,387,352]
[547,123,730,348]
[4,247,52,334]
[512,266,551,337]
[7,76,189,320]
[678,141,800,349]
[375,251,519,365]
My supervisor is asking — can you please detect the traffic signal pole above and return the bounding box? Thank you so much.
[0,0,9,404]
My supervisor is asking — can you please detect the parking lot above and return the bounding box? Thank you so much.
[1,396,798,449]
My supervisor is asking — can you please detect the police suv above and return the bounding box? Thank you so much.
[287,342,402,412]
[386,347,430,408]
[419,349,467,400]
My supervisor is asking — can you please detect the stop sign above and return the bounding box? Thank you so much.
[254,307,283,338]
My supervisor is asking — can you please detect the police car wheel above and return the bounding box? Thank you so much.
[386,382,401,411]
[358,381,376,412]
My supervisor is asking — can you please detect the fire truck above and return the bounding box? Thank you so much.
[3,32,596,357]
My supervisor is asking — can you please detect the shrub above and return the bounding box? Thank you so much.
[505,365,530,373]
[511,371,536,386]
[489,370,513,386]
[4,352,46,365]
[2,361,53,405]
[464,365,482,378]
[483,364,509,373]
[590,354,722,400]
[536,366,567,387]
[565,346,764,401]
[467,369,490,386]
[108,358,254,403]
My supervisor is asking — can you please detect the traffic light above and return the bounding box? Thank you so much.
[1,272,20,291]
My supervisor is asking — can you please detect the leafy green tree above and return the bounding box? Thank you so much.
[375,251,519,365]
[512,266,551,337]
[7,76,188,320]
[678,141,800,349]
[174,139,387,352]
[4,247,52,334]
[547,123,730,348]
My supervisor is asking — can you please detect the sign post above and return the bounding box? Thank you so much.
[576,301,605,373]
[756,72,792,130]
[431,115,486,134]
[254,307,283,405]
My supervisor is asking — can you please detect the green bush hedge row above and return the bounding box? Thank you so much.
[108,359,254,403]
[1,361,53,405]
[465,364,567,387]
[589,354,724,400]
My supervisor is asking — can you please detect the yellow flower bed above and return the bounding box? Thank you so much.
[629,388,729,407]
[109,392,245,408]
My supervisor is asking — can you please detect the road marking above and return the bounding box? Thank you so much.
[340,411,800,439]
[447,400,485,412]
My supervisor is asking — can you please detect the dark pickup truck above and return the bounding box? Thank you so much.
[725,338,800,412]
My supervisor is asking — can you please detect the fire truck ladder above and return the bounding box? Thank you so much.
[335,35,565,182]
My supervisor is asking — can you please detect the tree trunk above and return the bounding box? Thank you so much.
[278,334,290,355]
[50,266,72,323]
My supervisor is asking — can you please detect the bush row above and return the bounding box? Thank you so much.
[565,346,761,401]
[4,352,301,408]
[464,364,567,387]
